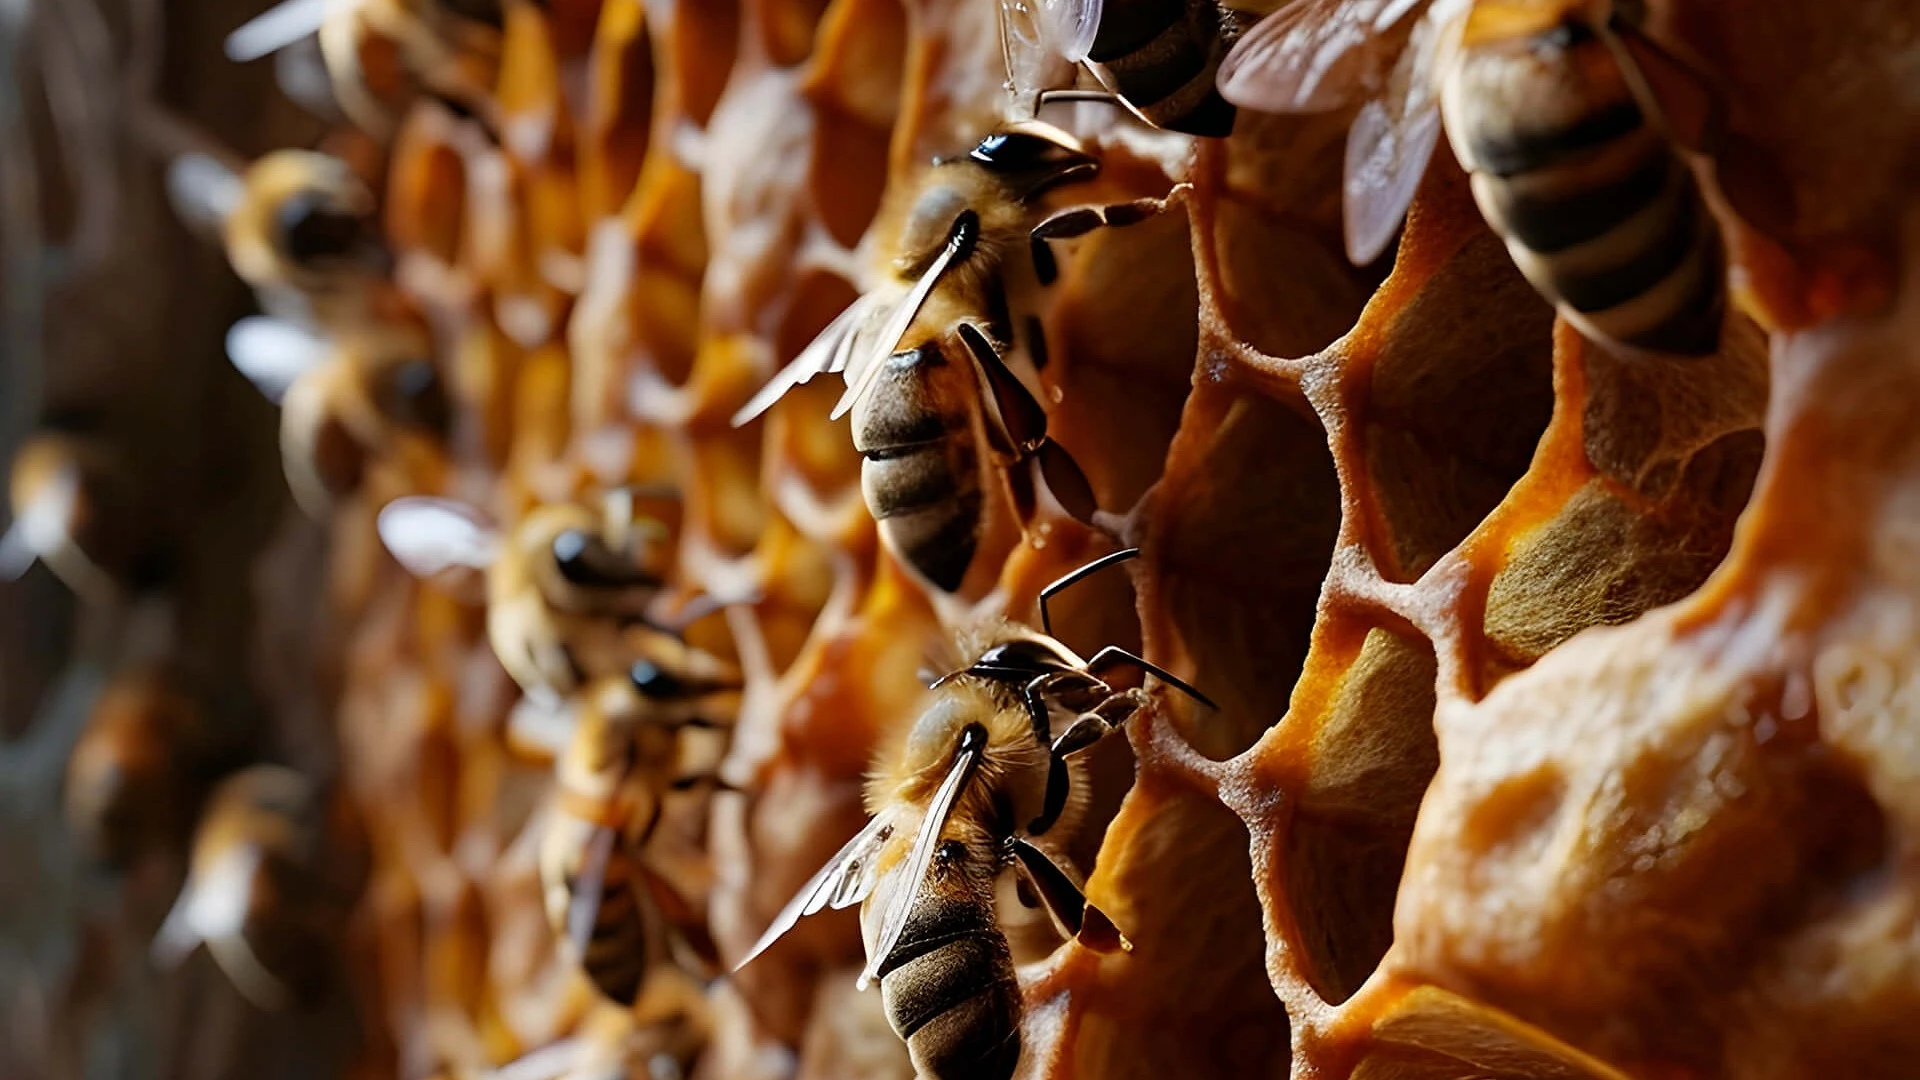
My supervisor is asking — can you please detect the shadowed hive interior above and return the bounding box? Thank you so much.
[8,0,1920,1078]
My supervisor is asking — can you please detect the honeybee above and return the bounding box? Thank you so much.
[376,489,742,701]
[540,665,737,1007]
[731,121,1184,592]
[64,668,242,871]
[227,315,450,516]
[1218,0,1738,356]
[735,550,1213,1080]
[1004,0,1249,136]
[152,764,339,1010]
[166,147,400,334]
[1,424,170,603]
[224,0,501,139]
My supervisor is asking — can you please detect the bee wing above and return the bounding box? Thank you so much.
[564,824,620,959]
[857,739,983,991]
[376,496,503,576]
[227,316,331,403]
[0,458,80,579]
[1038,0,1101,64]
[1000,0,1079,117]
[0,525,33,580]
[732,812,894,972]
[729,296,873,427]
[1341,90,1442,265]
[165,153,245,235]
[226,0,335,62]
[828,222,973,422]
[1217,0,1431,113]
[151,847,263,968]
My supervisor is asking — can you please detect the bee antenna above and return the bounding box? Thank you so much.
[1037,548,1141,639]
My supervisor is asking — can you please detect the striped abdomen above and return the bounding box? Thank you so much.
[569,849,657,1006]
[853,346,986,593]
[1085,0,1238,137]
[542,809,660,1007]
[1444,22,1724,357]
[874,855,1022,1080]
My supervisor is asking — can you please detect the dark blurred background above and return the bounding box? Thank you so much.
[0,2,353,1076]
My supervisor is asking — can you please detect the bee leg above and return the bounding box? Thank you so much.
[1035,441,1098,524]
[1029,232,1061,286]
[1049,713,1116,759]
[1018,672,1061,748]
[1038,89,1125,110]
[956,321,1048,458]
[655,589,762,634]
[1083,645,1216,709]
[1030,184,1195,244]
[1005,836,1132,954]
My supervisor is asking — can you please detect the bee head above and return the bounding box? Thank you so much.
[965,121,1098,199]
[550,526,661,593]
[896,185,977,277]
[369,356,451,437]
[628,658,687,702]
[275,185,379,271]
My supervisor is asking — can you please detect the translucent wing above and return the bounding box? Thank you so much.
[226,0,335,62]
[376,496,502,576]
[857,739,982,990]
[1342,102,1441,264]
[0,459,79,579]
[828,222,972,422]
[1340,6,1447,264]
[1218,0,1430,114]
[227,316,331,403]
[165,153,245,234]
[729,295,872,427]
[565,824,620,959]
[151,848,263,968]
[1040,0,1102,63]
[1001,0,1076,117]
[732,813,895,972]
[0,525,34,581]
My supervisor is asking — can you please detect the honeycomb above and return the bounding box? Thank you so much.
[20,0,1920,1077]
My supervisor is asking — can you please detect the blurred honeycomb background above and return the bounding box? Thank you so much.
[1,1,1916,1079]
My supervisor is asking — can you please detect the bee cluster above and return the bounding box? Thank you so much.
[7,0,1919,1078]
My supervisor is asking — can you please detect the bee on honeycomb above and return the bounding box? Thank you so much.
[74,0,1919,1078]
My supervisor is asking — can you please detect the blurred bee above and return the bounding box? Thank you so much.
[226,315,450,517]
[731,121,1184,592]
[64,668,242,872]
[152,765,339,1010]
[1004,0,1249,137]
[224,0,502,139]
[736,550,1213,1080]
[540,663,737,1007]
[376,489,742,701]
[1218,0,1741,356]
[1,423,170,604]
[168,148,396,333]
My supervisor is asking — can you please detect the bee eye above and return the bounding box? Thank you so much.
[276,191,365,265]
[629,660,685,701]
[376,359,450,434]
[898,186,971,270]
[550,527,661,590]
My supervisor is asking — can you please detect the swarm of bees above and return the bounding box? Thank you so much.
[14,0,1914,1077]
